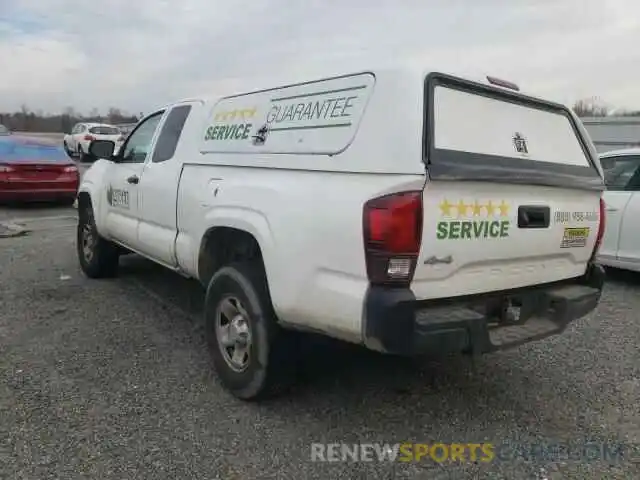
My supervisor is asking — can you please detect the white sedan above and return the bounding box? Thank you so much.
[597,148,640,272]
[63,123,124,161]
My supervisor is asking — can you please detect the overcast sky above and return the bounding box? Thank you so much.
[0,0,638,115]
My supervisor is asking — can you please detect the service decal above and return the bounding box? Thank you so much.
[436,199,511,240]
[203,107,258,142]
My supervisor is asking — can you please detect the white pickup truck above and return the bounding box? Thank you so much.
[76,64,606,400]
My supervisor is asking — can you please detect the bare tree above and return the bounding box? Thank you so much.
[1,106,138,133]
[573,97,611,117]
[107,107,123,124]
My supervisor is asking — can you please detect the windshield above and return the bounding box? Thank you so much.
[89,126,120,135]
[0,125,9,135]
[602,155,640,189]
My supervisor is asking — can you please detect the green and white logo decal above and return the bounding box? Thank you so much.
[436,199,511,240]
[106,185,129,209]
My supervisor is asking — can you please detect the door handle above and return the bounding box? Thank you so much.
[517,205,550,228]
[127,175,139,185]
[605,207,618,212]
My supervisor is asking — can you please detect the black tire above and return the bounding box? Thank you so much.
[77,203,119,278]
[204,262,296,401]
[63,142,74,158]
[77,145,87,163]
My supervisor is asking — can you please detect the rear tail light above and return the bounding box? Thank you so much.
[0,164,14,181]
[591,197,606,261]
[363,191,423,286]
[84,134,95,141]
[63,165,78,173]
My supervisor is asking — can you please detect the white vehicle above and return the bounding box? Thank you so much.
[75,64,606,400]
[63,123,124,161]
[597,148,640,271]
[116,123,138,137]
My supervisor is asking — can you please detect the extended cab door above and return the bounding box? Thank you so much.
[103,112,164,248]
[136,102,200,266]
[600,154,640,265]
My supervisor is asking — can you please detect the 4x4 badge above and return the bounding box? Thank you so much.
[513,132,529,155]
[424,255,453,265]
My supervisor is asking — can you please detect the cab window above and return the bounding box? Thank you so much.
[120,112,164,164]
[603,155,640,191]
[152,105,192,163]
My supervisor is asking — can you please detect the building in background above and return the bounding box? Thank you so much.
[581,117,640,153]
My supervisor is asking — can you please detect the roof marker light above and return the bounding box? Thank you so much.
[486,76,520,91]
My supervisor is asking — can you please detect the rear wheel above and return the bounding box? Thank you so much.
[204,262,296,400]
[77,203,119,278]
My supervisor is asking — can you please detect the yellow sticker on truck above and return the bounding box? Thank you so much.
[560,227,590,248]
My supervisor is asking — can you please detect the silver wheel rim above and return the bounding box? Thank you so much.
[215,295,253,372]
[81,222,95,262]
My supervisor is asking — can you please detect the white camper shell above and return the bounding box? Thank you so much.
[76,62,606,400]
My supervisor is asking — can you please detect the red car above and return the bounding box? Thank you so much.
[0,135,79,204]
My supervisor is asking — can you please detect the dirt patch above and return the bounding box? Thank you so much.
[0,222,29,238]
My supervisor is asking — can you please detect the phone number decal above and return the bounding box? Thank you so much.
[554,211,598,224]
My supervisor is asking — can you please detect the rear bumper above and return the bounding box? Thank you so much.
[0,184,78,202]
[363,263,605,356]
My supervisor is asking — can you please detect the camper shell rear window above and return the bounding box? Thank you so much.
[423,73,604,191]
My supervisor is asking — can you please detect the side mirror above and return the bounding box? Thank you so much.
[88,139,116,160]
[600,157,615,170]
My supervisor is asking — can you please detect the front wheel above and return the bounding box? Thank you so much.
[77,145,93,163]
[59,197,76,207]
[204,262,296,400]
[63,142,74,158]
[77,204,119,278]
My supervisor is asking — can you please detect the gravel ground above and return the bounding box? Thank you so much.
[1,207,640,479]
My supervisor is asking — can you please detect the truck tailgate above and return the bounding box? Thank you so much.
[411,74,604,300]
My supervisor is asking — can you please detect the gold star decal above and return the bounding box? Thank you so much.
[456,199,469,217]
[242,107,257,119]
[439,199,453,217]
[485,200,496,217]
[471,200,483,216]
[498,200,510,217]
[214,107,257,122]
